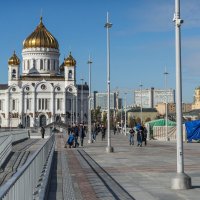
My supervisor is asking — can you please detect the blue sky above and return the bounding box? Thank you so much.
[0,0,200,104]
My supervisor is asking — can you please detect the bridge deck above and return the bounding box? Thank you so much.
[48,132,200,200]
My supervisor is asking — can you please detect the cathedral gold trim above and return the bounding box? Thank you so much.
[23,17,59,49]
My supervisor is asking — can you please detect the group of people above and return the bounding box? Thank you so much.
[129,124,147,147]
[66,123,108,148]
[91,123,107,142]
[66,123,86,148]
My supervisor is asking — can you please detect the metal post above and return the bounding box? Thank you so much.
[171,0,191,189]
[164,68,169,141]
[70,97,73,126]
[124,93,127,135]
[139,83,143,125]
[105,12,114,153]
[121,106,123,134]
[75,94,78,124]
[80,78,84,123]
[72,94,74,125]
[25,92,29,129]
[88,55,93,143]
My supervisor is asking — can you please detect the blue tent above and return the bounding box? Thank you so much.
[185,120,200,142]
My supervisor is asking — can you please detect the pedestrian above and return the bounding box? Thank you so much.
[143,126,147,146]
[101,125,106,141]
[68,125,72,135]
[92,123,97,142]
[129,127,135,145]
[66,131,75,148]
[79,123,86,146]
[74,125,79,148]
[137,129,143,147]
[40,126,45,138]
[113,126,117,135]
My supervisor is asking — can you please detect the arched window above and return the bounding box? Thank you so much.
[12,99,15,110]
[68,70,72,79]
[27,60,30,70]
[53,60,56,70]
[39,115,46,127]
[12,69,16,78]
[47,60,50,70]
[40,60,43,70]
[33,59,35,68]
[57,99,60,110]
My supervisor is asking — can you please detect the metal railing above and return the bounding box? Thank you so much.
[0,135,12,167]
[0,133,55,200]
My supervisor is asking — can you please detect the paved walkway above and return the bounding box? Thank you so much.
[48,132,200,200]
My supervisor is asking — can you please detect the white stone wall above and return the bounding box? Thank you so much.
[22,48,60,75]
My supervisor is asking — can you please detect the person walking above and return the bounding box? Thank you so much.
[143,126,147,146]
[137,130,142,147]
[79,123,86,147]
[129,127,135,146]
[40,126,45,138]
[92,123,97,142]
[74,125,79,147]
[101,124,106,141]
[66,131,75,148]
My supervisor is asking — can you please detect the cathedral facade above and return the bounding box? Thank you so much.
[0,17,89,128]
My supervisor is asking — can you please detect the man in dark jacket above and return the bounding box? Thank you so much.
[79,124,86,146]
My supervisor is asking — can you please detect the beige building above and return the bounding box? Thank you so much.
[156,102,192,115]
[192,87,200,109]
[127,108,158,124]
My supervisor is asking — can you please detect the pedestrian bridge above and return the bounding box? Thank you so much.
[0,129,200,200]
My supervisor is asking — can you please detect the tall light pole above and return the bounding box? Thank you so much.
[139,83,143,125]
[105,12,114,153]
[120,106,123,134]
[124,93,127,135]
[171,0,191,189]
[88,55,93,143]
[164,68,169,141]
[80,78,84,123]
[25,92,29,129]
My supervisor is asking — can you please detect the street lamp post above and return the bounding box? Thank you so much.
[121,106,123,134]
[88,55,93,143]
[164,68,169,141]
[105,12,114,153]
[124,93,127,135]
[70,97,73,126]
[80,78,84,124]
[139,83,143,125]
[171,0,191,189]
[25,92,29,129]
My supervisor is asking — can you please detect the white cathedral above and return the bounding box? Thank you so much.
[0,17,89,128]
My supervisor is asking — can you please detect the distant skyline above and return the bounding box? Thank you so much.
[0,0,200,104]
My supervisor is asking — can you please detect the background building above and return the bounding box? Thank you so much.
[91,91,122,111]
[127,108,158,125]
[192,87,200,109]
[134,87,175,108]
[155,102,192,115]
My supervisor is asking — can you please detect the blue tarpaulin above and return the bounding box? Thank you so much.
[185,120,200,142]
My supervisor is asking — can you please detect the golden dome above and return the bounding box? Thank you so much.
[64,52,76,67]
[8,51,20,65]
[23,17,59,49]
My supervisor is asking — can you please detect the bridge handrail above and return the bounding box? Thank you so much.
[0,133,55,200]
[0,135,12,167]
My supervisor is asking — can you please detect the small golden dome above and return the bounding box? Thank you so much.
[8,51,20,65]
[64,52,76,67]
[23,17,59,49]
